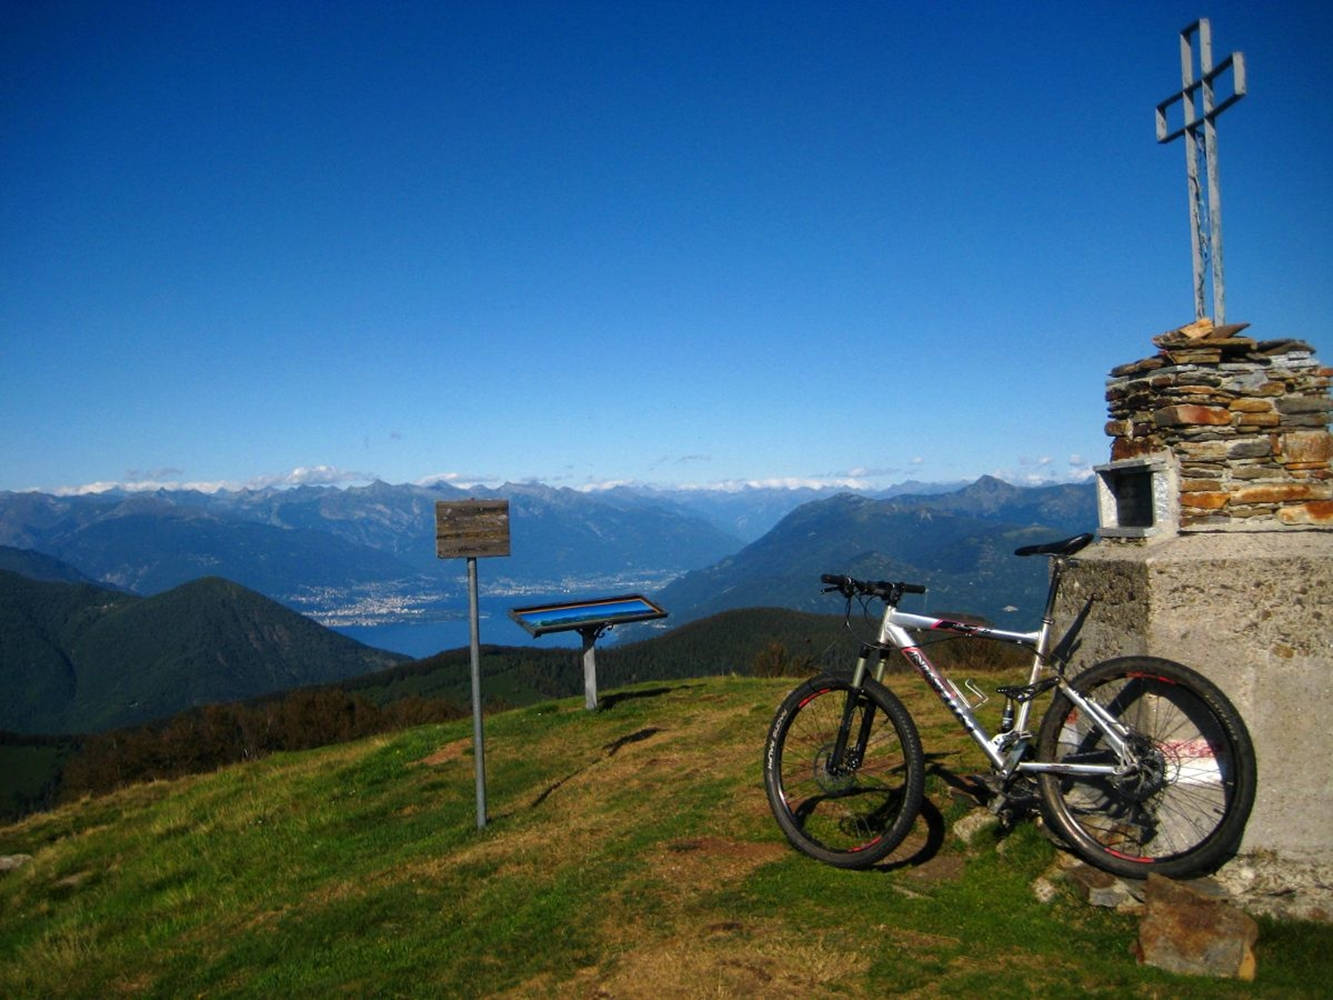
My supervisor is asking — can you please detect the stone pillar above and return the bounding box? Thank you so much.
[1056,320,1333,912]
[1095,320,1332,533]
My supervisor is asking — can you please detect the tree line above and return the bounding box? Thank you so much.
[57,688,468,803]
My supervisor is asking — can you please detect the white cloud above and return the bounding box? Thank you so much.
[573,478,638,492]
[43,454,1100,499]
[987,453,1098,487]
[565,464,926,494]
[259,465,375,488]
[51,464,378,496]
[674,475,872,493]
[1066,454,1097,481]
[56,477,232,496]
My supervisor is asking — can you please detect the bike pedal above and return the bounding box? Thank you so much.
[983,777,1038,819]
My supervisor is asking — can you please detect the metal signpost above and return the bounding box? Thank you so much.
[509,595,668,710]
[435,499,510,830]
[1155,18,1246,324]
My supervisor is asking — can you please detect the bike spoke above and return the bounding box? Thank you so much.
[1040,661,1253,875]
[765,679,924,865]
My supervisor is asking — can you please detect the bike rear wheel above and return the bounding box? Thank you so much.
[1036,656,1256,879]
[764,675,924,869]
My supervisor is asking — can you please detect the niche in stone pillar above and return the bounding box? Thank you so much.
[1094,456,1178,538]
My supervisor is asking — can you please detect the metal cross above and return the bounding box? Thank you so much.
[1155,19,1246,324]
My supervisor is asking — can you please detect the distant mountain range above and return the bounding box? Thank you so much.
[0,475,1098,734]
[0,480,972,607]
[605,479,969,543]
[0,475,1096,630]
[654,476,1097,627]
[0,560,406,734]
[0,481,749,601]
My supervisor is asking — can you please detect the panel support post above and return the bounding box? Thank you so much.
[579,626,600,711]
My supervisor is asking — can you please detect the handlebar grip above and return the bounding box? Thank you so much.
[821,574,925,599]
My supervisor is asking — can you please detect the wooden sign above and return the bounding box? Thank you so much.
[435,499,510,559]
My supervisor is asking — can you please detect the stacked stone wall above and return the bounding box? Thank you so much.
[1073,322,1333,916]
[1104,326,1332,530]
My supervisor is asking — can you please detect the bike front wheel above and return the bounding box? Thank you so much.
[764,675,924,869]
[1036,656,1256,879]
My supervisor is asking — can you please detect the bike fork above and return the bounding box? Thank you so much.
[829,649,879,773]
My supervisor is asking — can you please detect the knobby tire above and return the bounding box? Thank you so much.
[1036,656,1256,879]
[764,675,924,869]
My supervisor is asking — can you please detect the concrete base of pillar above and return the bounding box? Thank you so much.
[1053,531,1333,884]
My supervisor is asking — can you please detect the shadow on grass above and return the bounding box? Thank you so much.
[598,683,701,711]
[872,795,948,873]
[603,727,662,756]
[868,752,1001,874]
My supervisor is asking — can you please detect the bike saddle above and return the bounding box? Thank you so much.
[1014,532,1095,558]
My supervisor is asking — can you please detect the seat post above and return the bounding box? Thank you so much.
[1034,556,1070,659]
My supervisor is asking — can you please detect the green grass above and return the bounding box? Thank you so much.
[1,674,1328,998]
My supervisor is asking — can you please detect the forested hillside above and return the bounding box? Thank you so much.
[0,570,406,734]
[0,545,101,584]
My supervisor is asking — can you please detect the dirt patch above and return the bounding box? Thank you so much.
[663,836,785,864]
[902,851,966,884]
[414,738,469,767]
[657,836,788,883]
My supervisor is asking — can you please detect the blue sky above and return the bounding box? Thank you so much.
[4,1,1331,496]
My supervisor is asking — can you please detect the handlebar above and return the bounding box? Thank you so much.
[820,573,926,603]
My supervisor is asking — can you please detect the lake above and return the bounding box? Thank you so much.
[331,593,621,658]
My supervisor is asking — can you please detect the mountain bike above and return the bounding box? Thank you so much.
[762,533,1256,880]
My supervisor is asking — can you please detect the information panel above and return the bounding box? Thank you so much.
[509,594,668,710]
[509,595,667,638]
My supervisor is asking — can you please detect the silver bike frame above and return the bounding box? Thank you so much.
[850,574,1136,779]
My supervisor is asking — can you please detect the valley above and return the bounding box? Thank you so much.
[0,475,1098,725]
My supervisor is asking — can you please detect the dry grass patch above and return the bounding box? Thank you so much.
[498,927,866,1000]
[653,836,787,888]
[592,933,865,1000]
[415,737,471,767]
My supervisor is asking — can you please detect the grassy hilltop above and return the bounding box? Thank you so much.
[1,674,1329,999]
